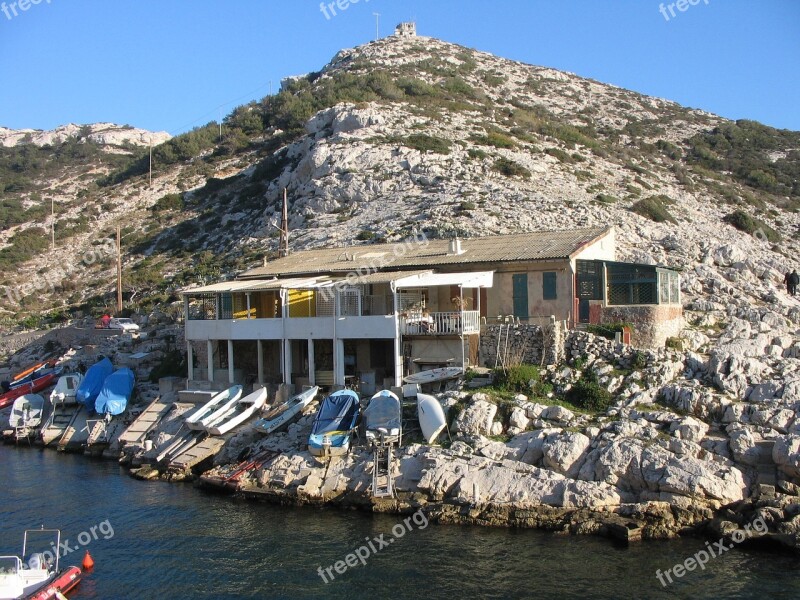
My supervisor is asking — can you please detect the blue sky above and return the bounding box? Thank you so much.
[1,1,798,135]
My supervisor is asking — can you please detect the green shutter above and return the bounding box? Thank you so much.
[543,272,557,300]
[512,274,528,319]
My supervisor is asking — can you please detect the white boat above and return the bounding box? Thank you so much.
[364,390,402,446]
[0,528,82,599]
[8,394,45,430]
[206,387,269,436]
[254,386,319,435]
[185,385,243,431]
[417,393,447,444]
[49,373,83,406]
[403,367,463,385]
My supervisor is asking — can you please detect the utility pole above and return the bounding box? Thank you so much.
[279,188,289,258]
[116,225,123,314]
[373,13,380,40]
[218,108,223,141]
[148,138,153,188]
[50,197,55,250]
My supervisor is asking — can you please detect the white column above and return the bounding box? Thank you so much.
[257,340,264,384]
[334,338,345,387]
[187,341,194,381]
[392,286,402,387]
[308,341,316,386]
[246,293,252,319]
[282,339,292,386]
[207,340,214,383]
[227,339,235,384]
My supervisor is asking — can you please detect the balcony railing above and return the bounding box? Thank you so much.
[401,311,480,335]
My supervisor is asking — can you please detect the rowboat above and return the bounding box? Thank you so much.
[0,528,81,599]
[2,360,55,389]
[403,367,463,385]
[75,358,113,410]
[308,389,360,459]
[206,387,268,436]
[8,394,45,429]
[0,367,62,411]
[185,385,243,431]
[95,368,135,416]
[417,393,447,444]
[364,390,402,446]
[254,386,319,435]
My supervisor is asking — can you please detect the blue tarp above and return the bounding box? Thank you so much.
[310,390,360,436]
[95,368,135,416]
[76,358,113,409]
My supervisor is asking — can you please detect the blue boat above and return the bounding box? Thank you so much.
[308,389,360,458]
[75,358,113,409]
[95,368,135,416]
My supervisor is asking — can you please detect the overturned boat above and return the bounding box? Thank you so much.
[185,385,243,431]
[416,393,447,444]
[254,386,319,436]
[308,389,360,459]
[206,387,268,436]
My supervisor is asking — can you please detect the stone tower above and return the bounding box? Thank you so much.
[394,22,416,37]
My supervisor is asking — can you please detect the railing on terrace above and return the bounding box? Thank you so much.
[401,311,480,335]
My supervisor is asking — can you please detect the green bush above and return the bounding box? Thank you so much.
[151,193,184,212]
[460,201,476,211]
[565,373,613,412]
[665,337,683,351]
[630,195,677,224]
[468,148,487,160]
[723,210,781,242]
[493,157,531,179]
[586,322,632,340]
[494,364,540,392]
[400,134,452,155]
[356,230,376,241]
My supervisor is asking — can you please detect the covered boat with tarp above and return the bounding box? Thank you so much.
[95,368,135,416]
[364,390,402,446]
[75,358,113,410]
[308,389,360,458]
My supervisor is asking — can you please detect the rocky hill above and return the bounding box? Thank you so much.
[0,31,798,328]
[0,123,170,149]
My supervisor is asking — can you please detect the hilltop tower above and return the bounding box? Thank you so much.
[394,22,416,37]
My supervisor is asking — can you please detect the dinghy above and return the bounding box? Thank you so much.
[254,386,319,435]
[0,528,81,600]
[403,367,462,385]
[308,389,360,459]
[50,373,83,406]
[8,394,45,429]
[364,390,402,446]
[95,368,135,416]
[75,358,113,410]
[206,387,268,436]
[185,385,243,431]
[417,393,447,444]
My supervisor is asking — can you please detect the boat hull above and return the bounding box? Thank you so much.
[417,393,447,444]
[185,385,243,430]
[25,565,82,600]
[403,367,463,384]
[254,387,319,435]
[206,387,268,436]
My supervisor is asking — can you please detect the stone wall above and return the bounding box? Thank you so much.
[599,304,683,349]
[479,320,565,368]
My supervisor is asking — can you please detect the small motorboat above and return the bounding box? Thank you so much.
[364,390,402,446]
[185,385,243,431]
[50,373,83,406]
[0,528,81,599]
[0,367,62,411]
[254,386,319,435]
[5,394,45,441]
[2,360,55,390]
[206,387,268,436]
[403,367,463,385]
[75,358,114,410]
[417,393,447,444]
[308,389,360,459]
[95,368,135,416]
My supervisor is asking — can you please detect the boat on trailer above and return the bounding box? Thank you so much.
[253,386,319,436]
[308,389,360,459]
[0,528,81,600]
[75,358,113,411]
[185,385,243,431]
[4,394,45,442]
[205,387,268,436]
[94,368,135,417]
[364,390,402,446]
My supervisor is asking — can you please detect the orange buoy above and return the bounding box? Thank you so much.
[82,550,94,570]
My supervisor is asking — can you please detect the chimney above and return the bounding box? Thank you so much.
[448,237,464,256]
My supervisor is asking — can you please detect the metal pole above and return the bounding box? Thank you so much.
[148,138,153,188]
[50,197,54,250]
[116,225,122,313]
[373,13,380,40]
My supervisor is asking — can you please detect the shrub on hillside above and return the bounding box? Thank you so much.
[494,364,540,392]
[630,195,677,224]
[723,209,781,242]
[493,158,531,179]
[565,373,613,412]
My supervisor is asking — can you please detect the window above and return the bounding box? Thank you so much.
[512,274,528,319]
[543,272,557,300]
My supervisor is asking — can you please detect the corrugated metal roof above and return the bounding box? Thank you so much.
[240,226,611,280]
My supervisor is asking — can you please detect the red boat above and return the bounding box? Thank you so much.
[0,529,82,599]
[0,368,61,411]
